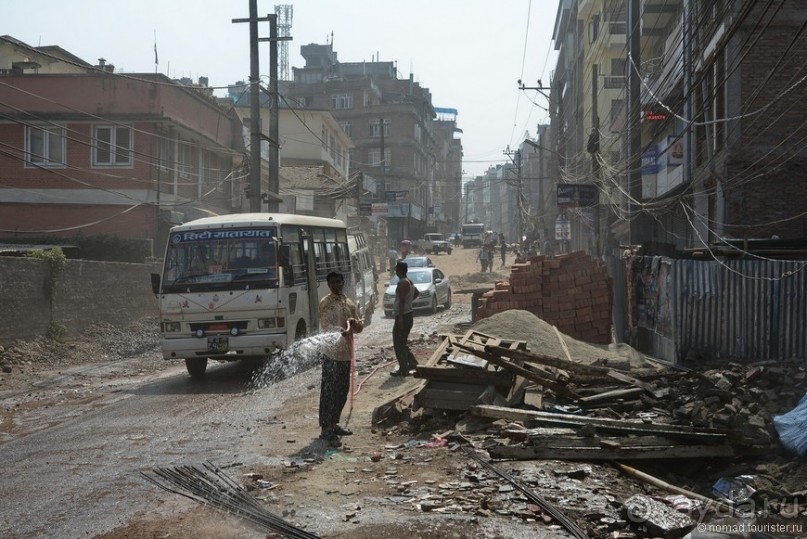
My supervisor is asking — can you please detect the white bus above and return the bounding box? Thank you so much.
[151,213,352,377]
[346,230,378,325]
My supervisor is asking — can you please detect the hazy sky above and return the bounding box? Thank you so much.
[4,0,557,177]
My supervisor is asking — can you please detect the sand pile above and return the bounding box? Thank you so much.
[471,309,664,370]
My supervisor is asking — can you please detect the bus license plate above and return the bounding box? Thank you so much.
[207,336,229,353]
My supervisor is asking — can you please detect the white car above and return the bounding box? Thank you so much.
[401,256,434,268]
[383,267,452,316]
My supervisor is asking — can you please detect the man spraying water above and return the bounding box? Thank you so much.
[317,271,363,446]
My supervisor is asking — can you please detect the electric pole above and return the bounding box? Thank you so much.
[234,3,290,213]
[504,147,523,243]
[627,0,643,245]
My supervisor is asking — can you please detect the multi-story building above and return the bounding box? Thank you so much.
[227,86,357,220]
[550,1,807,253]
[0,36,244,256]
[280,43,456,245]
[431,107,463,234]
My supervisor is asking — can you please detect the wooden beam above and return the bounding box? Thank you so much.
[469,405,729,442]
[488,443,735,461]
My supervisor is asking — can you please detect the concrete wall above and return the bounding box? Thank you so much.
[0,257,160,346]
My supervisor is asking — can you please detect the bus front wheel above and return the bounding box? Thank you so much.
[185,358,208,377]
[295,320,307,341]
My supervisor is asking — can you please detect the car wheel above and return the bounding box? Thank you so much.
[445,289,452,309]
[430,296,438,314]
[185,358,208,378]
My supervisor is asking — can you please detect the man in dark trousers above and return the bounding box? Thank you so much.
[318,271,363,446]
[391,261,419,376]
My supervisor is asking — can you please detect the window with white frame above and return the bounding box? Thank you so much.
[369,119,391,138]
[331,93,353,110]
[329,133,337,161]
[93,125,132,167]
[368,148,391,167]
[178,142,193,178]
[339,121,352,138]
[25,125,66,167]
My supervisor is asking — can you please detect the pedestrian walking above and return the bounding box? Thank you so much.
[477,245,489,272]
[391,261,419,376]
[499,234,507,268]
[317,271,363,446]
[387,247,398,275]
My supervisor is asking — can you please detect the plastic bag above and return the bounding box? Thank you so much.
[773,391,807,456]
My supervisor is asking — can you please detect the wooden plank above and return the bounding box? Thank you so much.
[415,383,488,411]
[553,325,574,362]
[486,345,631,376]
[577,387,645,404]
[414,365,513,388]
[526,435,708,449]
[469,405,729,441]
[507,375,530,407]
[488,443,735,461]
[523,386,543,409]
[455,343,581,400]
[446,352,488,369]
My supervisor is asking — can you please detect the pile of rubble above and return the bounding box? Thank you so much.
[372,309,807,539]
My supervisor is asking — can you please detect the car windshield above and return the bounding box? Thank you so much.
[407,270,433,284]
[405,257,431,267]
[389,270,433,285]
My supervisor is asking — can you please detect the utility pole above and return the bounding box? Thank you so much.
[503,146,523,243]
[233,0,264,212]
[266,14,280,212]
[234,4,290,213]
[627,0,643,245]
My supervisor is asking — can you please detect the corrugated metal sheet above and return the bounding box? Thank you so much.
[674,259,807,362]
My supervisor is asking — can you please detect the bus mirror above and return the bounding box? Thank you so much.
[150,273,161,294]
[278,245,293,283]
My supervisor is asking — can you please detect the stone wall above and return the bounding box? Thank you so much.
[0,257,160,345]
[476,251,613,344]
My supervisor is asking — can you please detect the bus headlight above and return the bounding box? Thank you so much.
[161,322,181,333]
[258,318,276,329]
[258,317,286,329]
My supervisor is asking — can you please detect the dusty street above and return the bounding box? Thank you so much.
[1,246,549,539]
[2,246,806,539]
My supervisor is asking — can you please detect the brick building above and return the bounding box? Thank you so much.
[0,35,244,256]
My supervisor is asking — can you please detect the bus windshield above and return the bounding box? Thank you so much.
[161,228,279,291]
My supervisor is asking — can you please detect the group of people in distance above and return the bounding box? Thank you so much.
[477,233,508,272]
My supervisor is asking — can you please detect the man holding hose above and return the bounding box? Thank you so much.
[318,271,363,446]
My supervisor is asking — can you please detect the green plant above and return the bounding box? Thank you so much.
[47,322,68,342]
[26,247,67,301]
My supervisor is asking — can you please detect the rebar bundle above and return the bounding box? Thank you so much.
[141,461,322,539]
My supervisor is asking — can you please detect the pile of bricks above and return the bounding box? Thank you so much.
[476,251,613,344]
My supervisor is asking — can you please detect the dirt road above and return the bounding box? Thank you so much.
[5,247,574,539]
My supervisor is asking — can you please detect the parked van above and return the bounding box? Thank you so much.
[347,230,378,325]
